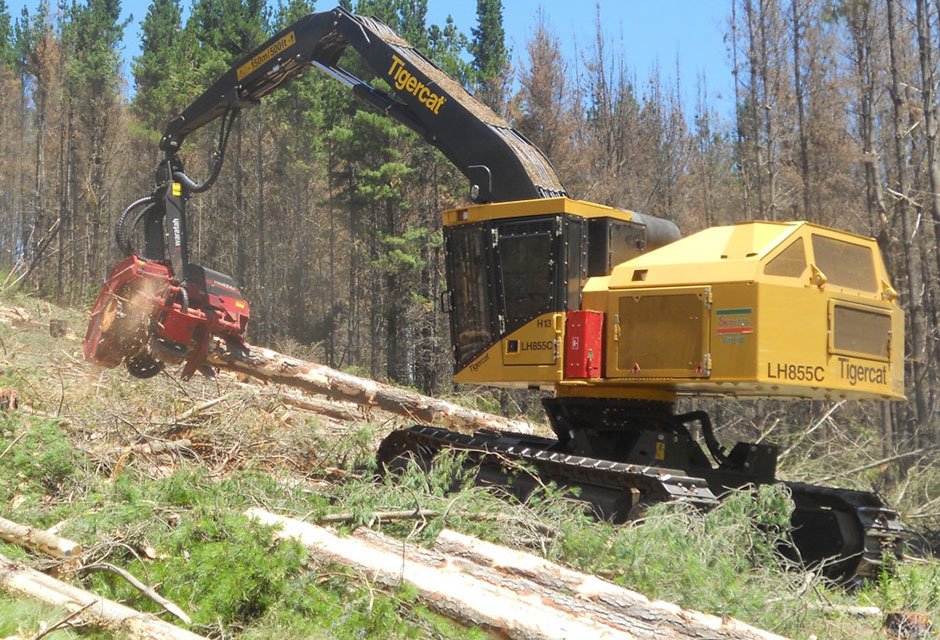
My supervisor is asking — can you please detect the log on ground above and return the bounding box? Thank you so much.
[0,517,81,559]
[433,528,790,640]
[0,553,205,640]
[247,508,790,640]
[207,338,534,434]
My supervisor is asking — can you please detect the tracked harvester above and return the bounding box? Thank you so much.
[83,6,905,582]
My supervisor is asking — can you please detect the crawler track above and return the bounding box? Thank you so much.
[786,481,904,581]
[378,425,904,583]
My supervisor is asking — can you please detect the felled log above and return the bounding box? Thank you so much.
[248,508,624,639]
[0,307,72,338]
[275,392,365,423]
[247,508,790,640]
[207,338,534,434]
[0,553,205,640]
[0,517,81,560]
[806,604,882,617]
[0,306,35,328]
[433,528,789,640]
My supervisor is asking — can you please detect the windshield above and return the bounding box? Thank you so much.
[496,219,555,326]
[447,225,495,368]
[445,214,573,371]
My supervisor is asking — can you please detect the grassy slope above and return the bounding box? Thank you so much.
[0,292,936,639]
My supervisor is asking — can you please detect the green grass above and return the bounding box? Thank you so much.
[0,595,115,639]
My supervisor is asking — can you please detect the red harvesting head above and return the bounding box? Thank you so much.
[84,256,250,379]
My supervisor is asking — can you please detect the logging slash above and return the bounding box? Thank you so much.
[0,552,205,640]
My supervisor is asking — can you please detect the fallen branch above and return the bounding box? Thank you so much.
[248,508,789,640]
[778,401,845,463]
[31,601,94,639]
[0,517,81,560]
[804,603,882,617]
[0,430,27,461]
[78,563,191,625]
[206,339,534,435]
[814,447,936,483]
[175,393,234,422]
[103,439,192,458]
[0,552,205,640]
[316,509,556,537]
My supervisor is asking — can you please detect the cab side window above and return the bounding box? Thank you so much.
[763,238,806,277]
[811,234,877,292]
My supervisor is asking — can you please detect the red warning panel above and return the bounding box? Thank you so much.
[564,311,604,379]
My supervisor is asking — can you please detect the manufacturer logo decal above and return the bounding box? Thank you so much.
[387,54,446,114]
[715,307,753,345]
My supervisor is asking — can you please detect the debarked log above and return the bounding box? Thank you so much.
[247,508,629,640]
[207,338,534,435]
[432,528,790,640]
[0,517,81,560]
[246,508,791,640]
[0,553,205,640]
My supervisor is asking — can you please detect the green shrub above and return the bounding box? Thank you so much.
[144,511,309,624]
[0,416,81,504]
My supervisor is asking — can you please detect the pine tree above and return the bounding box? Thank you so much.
[0,0,15,67]
[131,0,182,131]
[470,0,508,110]
[398,0,428,48]
[62,0,129,286]
[428,15,470,84]
[355,0,399,28]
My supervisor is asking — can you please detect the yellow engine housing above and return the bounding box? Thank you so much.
[447,201,903,403]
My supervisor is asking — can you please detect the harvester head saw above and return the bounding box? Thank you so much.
[84,255,250,380]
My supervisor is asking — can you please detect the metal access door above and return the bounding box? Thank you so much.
[610,287,712,379]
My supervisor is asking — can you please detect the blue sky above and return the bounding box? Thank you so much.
[7,0,735,116]
[426,1,735,115]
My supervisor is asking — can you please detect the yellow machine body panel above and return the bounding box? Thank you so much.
[453,312,565,385]
[446,197,674,389]
[443,197,643,226]
[578,221,903,400]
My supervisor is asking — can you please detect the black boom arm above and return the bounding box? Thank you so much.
[160,6,566,203]
[121,6,568,285]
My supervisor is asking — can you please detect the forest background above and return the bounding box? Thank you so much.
[0,0,938,471]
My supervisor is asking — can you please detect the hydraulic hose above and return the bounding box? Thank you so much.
[677,410,728,466]
[172,108,239,194]
[115,195,156,257]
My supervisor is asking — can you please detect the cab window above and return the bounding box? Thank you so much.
[495,218,556,329]
[764,238,806,277]
[448,225,495,367]
[811,234,877,292]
